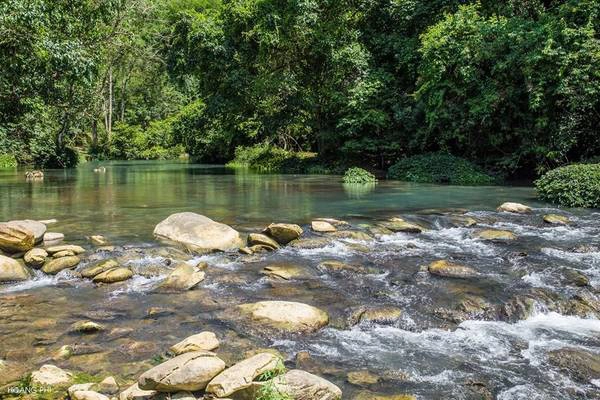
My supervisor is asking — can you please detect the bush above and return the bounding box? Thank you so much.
[342,167,377,183]
[535,164,600,208]
[0,154,17,168]
[387,153,496,185]
[226,144,328,173]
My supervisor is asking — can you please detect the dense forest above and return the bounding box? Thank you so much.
[1,0,598,178]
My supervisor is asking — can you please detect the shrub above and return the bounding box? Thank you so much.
[342,167,377,183]
[0,154,17,168]
[226,144,326,173]
[535,164,600,208]
[387,153,496,185]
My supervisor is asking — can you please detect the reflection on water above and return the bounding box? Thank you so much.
[0,160,541,242]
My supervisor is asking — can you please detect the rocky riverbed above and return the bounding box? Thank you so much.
[1,201,599,400]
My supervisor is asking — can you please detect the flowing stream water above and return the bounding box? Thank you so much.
[0,161,599,399]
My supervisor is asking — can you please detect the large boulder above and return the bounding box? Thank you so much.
[42,255,80,274]
[497,202,531,214]
[0,223,35,253]
[154,213,244,252]
[263,223,303,245]
[238,301,329,332]
[24,248,48,268]
[158,263,205,291]
[138,351,226,392]
[8,220,47,243]
[206,352,281,397]
[0,255,30,282]
[170,331,219,355]
[31,364,72,386]
[547,348,600,382]
[273,370,342,400]
[428,260,478,279]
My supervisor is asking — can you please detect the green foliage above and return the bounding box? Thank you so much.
[387,153,497,185]
[255,358,286,382]
[255,359,291,400]
[342,168,377,184]
[226,144,327,173]
[0,154,17,169]
[535,164,600,208]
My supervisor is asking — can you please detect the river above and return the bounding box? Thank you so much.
[0,161,599,399]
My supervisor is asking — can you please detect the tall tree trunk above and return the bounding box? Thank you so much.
[91,119,98,148]
[107,66,113,140]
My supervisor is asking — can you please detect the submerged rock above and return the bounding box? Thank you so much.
[0,254,30,282]
[170,331,220,355]
[206,352,282,397]
[472,229,516,241]
[89,235,109,246]
[312,220,337,233]
[92,267,133,283]
[238,301,329,332]
[347,370,380,386]
[327,230,372,240]
[273,369,342,400]
[247,233,280,249]
[428,260,478,279]
[562,269,589,287]
[543,214,570,225]
[261,263,306,280]
[43,232,64,245]
[497,202,531,214]
[31,364,72,386]
[71,320,105,333]
[158,262,206,291]
[318,260,366,274]
[154,212,244,253]
[138,351,226,392]
[289,237,332,249]
[24,248,48,268]
[0,223,35,253]
[42,255,80,274]
[262,223,303,244]
[349,306,402,325]
[547,348,600,383]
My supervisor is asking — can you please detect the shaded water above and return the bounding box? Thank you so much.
[0,161,599,399]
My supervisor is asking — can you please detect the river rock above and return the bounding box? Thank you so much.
[71,320,105,333]
[93,267,133,283]
[248,244,276,253]
[46,244,86,255]
[81,259,120,278]
[24,248,48,268]
[0,223,35,253]
[318,260,365,274]
[97,376,120,395]
[347,370,380,385]
[71,390,110,400]
[312,220,337,233]
[42,255,80,274]
[31,364,72,386]
[247,233,280,249]
[89,235,109,246]
[497,202,532,214]
[69,383,95,397]
[562,269,589,287]
[53,250,76,258]
[0,255,30,282]
[158,263,205,291]
[138,351,226,392]
[170,332,219,355]
[238,301,329,332]
[450,216,478,227]
[7,220,45,243]
[381,218,424,233]
[273,369,342,400]
[263,223,303,244]
[327,230,372,240]
[543,214,570,225]
[350,306,402,325]
[353,392,416,400]
[206,352,281,397]
[472,229,516,241]
[428,260,478,279]
[119,383,158,400]
[261,263,305,280]
[154,212,244,252]
[43,232,65,244]
[547,348,600,382]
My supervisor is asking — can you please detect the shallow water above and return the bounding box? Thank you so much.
[0,161,599,399]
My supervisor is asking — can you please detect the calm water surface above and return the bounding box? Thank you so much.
[0,161,598,399]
